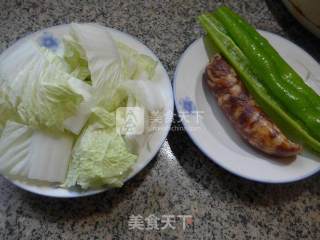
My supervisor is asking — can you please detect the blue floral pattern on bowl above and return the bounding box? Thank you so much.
[179,97,196,114]
[38,32,59,51]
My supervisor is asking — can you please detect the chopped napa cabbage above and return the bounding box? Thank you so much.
[0,109,12,136]
[98,88,128,112]
[117,41,158,80]
[0,121,32,177]
[0,90,15,135]
[0,42,86,130]
[0,41,44,83]
[68,23,126,111]
[0,121,74,182]
[39,46,71,73]
[92,107,116,128]
[119,79,164,111]
[63,78,93,134]
[0,41,69,88]
[63,35,90,81]
[0,23,163,189]
[64,23,159,111]
[63,122,137,189]
[68,23,122,106]
[17,64,83,130]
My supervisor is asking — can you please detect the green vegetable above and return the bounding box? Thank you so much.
[217,6,320,112]
[198,14,320,152]
[63,121,137,189]
[117,42,158,80]
[16,62,83,130]
[0,43,86,130]
[63,79,93,135]
[63,35,90,81]
[120,79,164,111]
[213,8,320,140]
[92,107,116,128]
[0,23,161,189]
[0,90,15,135]
[61,24,162,189]
[68,23,123,107]
[68,24,159,108]
[0,121,74,182]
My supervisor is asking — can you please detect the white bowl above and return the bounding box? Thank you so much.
[0,24,174,197]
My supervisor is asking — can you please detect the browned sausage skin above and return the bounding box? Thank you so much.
[204,54,302,157]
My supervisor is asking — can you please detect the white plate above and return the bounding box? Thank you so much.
[174,30,320,183]
[1,24,174,197]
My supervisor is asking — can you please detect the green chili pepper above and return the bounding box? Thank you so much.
[198,14,320,152]
[216,6,320,112]
[212,8,320,141]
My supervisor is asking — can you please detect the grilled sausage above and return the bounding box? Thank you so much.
[204,54,302,157]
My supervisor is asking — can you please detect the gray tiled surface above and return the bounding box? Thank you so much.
[1,0,320,239]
